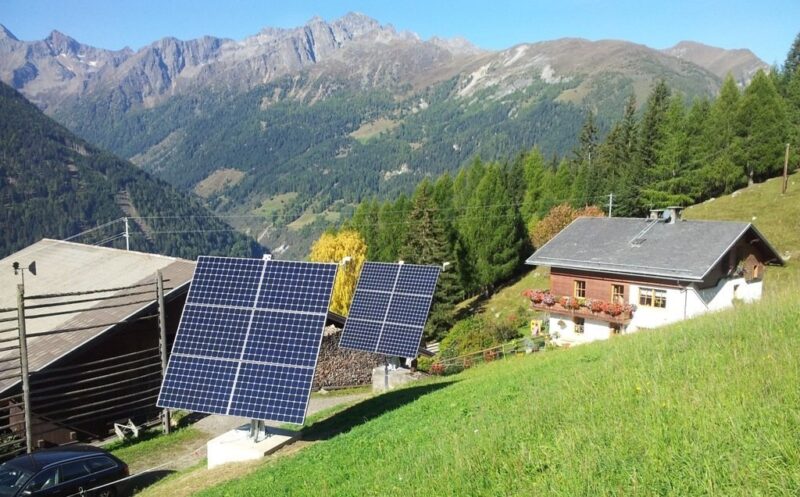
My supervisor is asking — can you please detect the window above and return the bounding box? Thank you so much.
[574,280,586,299]
[58,461,90,483]
[25,468,57,492]
[639,287,667,308]
[0,464,34,493]
[611,284,624,303]
[86,457,116,473]
[574,317,585,334]
[752,265,760,279]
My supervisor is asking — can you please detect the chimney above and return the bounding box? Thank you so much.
[664,206,683,224]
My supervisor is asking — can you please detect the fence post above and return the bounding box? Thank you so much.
[16,284,32,453]
[156,271,171,435]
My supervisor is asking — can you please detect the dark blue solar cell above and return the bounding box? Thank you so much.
[189,256,265,308]
[395,264,441,296]
[171,305,251,360]
[377,323,423,359]
[339,319,382,353]
[257,261,337,313]
[228,363,315,424]
[243,311,325,368]
[157,355,237,415]
[354,262,400,292]
[386,294,434,328]
[348,290,391,320]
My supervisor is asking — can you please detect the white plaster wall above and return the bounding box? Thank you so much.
[549,315,615,345]
[628,284,688,329]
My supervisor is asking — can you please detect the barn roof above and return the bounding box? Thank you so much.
[525,217,783,282]
[0,239,195,393]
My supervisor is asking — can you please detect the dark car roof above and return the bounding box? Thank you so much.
[7,446,113,473]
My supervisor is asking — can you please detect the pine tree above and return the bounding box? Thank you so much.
[784,32,800,77]
[374,195,411,261]
[400,181,461,339]
[570,111,600,206]
[639,80,672,177]
[520,147,546,222]
[598,95,640,216]
[349,198,380,259]
[736,70,790,182]
[461,165,525,293]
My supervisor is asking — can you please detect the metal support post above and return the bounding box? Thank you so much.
[384,356,389,390]
[156,271,171,434]
[124,217,130,251]
[16,284,32,453]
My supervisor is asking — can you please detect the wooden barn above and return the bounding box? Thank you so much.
[0,239,194,449]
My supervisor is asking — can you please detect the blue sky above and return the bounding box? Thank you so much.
[2,0,798,65]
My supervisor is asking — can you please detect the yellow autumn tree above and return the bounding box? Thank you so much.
[309,229,367,315]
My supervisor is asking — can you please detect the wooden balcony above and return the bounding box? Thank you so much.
[530,300,633,324]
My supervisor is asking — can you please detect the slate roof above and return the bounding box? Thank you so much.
[525,217,783,282]
[0,239,195,393]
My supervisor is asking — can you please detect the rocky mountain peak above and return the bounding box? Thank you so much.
[663,40,767,84]
[0,24,18,41]
[45,30,81,55]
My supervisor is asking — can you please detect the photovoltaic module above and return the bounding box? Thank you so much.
[157,256,337,424]
[339,262,440,358]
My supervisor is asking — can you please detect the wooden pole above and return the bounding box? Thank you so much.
[783,143,790,194]
[156,271,171,434]
[16,284,32,453]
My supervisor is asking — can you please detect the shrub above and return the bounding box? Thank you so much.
[417,355,434,373]
[429,362,445,375]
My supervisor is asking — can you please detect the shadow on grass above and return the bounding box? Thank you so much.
[301,381,456,441]
[119,470,174,496]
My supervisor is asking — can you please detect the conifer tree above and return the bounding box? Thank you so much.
[736,70,790,182]
[374,195,411,261]
[520,147,546,221]
[461,165,525,293]
[400,181,461,339]
[784,32,800,77]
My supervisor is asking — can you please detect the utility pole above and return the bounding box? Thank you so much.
[124,217,130,251]
[156,271,171,434]
[783,143,790,194]
[607,193,614,217]
[16,285,32,454]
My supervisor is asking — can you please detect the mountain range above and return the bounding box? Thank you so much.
[0,14,769,257]
[0,81,261,259]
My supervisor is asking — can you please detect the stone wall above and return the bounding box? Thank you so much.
[312,326,383,390]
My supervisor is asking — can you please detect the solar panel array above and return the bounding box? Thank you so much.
[339,262,440,358]
[157,256,337,425]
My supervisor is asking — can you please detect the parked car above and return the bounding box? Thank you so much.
[0,445,128,497]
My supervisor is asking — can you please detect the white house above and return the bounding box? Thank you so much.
[525,207,783,346]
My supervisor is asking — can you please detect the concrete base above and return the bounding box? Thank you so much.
[371,366,421,392]
[206,424,297,469]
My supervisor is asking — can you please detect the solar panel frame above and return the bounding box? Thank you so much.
[157,257,337,424]
[339,261,440,358]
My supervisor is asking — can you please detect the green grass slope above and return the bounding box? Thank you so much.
[198,277,800,496]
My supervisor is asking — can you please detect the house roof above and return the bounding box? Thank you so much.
[525,217,783,282]
[0,239,195,393]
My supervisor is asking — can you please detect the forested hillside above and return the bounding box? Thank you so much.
[338,47,800,338]
[0,82,262,259]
